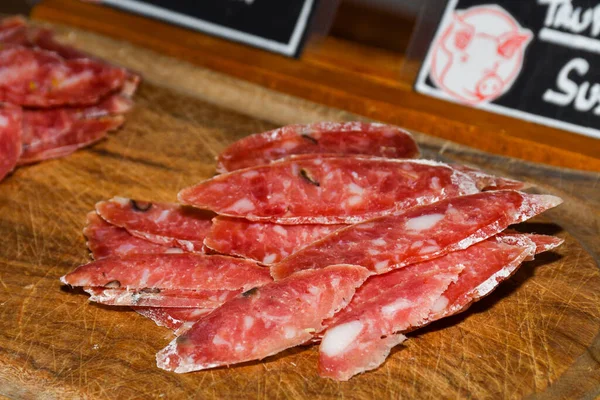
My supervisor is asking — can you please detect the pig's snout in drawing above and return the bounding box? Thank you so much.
[476,74,503,100]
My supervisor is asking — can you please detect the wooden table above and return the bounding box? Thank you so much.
[0,2,599,399]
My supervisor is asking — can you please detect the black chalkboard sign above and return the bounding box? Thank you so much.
[101,0,319,57]
[415,0,600,140]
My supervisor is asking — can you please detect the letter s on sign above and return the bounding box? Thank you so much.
[543,58,589,106]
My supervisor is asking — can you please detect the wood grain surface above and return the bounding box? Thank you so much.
[0,23,599,400]
[31,0,600,173]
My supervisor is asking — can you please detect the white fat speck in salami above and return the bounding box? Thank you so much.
[320,321,364,357]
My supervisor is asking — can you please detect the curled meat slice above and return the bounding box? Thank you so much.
[0,103,22,182]
[0,17,141,98]
[85,287,240,309]
[204,217,345,265]
[216,122,419,173]
[156,265,371,373]
[179,157,480,224]
[272,190,563,279]
[96,197,213,252]
[318,234,538,381]
[18,114,125,165]
[319,263,463,381]
[61,253,272,291]
[83,212,180,259]
[134,307,213,335]
[452,164,527,190]
[430,234,559,321]
[0,45,128,107]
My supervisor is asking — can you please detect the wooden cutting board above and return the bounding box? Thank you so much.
[0,23,599,400]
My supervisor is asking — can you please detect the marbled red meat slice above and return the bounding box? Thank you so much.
[83,212,180,259]
[431,234,560,321]
[18,95,131,164]
[61,253,272,291]
[134,307,212,335]
[272,190,562,279]
[216,122,419,173]
[0,17,141,97]
[179,157,480,224]
[96,197,213,252]
[0,45,127,107]
[156,264,370,373]
[452,164,527,190]
[17,114,124,164]
[204,217,345,265]
[319,262,463,380]
[0,103,22,182]
[317,234,538,381]
[85,287,240,308]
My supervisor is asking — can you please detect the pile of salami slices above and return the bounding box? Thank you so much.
[61,122,564,381]
[0,17,139,183]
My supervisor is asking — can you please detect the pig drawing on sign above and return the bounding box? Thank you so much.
[430,5,532,105]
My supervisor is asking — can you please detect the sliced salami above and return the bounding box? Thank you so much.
[204,217,345,265]
[83,212,179,259]
[96,197,213,252]
[430,234,554,321]
[452,165,527,191]
[156,264,371,373]
[0,17,141,98]
[85,287,240,309]
[0,45,128,107]
[134,307,212,335]
[272,190,563,279]
[61,253,272,291]
[0,103,22,182]
[179,157,480,224]
[317,234,538,381]
[18,114,124,165]
[319,262,463,381]
[216,122,419,173]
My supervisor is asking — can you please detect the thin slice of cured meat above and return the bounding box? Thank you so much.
[431,234,561,321]
[317,234,538,381]
[0,17,141,98]
[19,95,132,164]
[179,157,480,224]
[83,212,181,259]
[0,103,22,182]
[271,190,563,279]
[216,122,419,173]
[272,154,527,192]
[0,45,127,107]
[452,164,527,191]
[156,264,371,373]
[319,262,463,380]
[61,253,272,291]
[204,217,345,265]
[134,307,213,335]
[96,197,213,252]
[17,114,124,164]
[85,287,241,308]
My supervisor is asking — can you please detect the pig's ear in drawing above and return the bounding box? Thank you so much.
[448,14,475,51]
[497,30,532,59]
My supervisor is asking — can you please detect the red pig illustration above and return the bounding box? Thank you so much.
[430,5,532,104]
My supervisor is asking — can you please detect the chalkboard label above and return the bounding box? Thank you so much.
[414,0,600,140]
[101,0,318,57]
